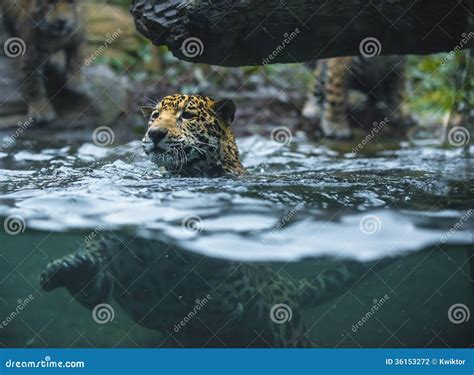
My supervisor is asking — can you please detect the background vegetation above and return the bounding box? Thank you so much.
[89,0,472,129]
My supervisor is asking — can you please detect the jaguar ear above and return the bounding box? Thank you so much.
[214,99,236,124]
[141,105,155,120]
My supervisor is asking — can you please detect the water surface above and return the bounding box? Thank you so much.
[0,131,472,347]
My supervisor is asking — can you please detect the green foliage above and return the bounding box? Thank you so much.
[407,52,473,121]
[98,0,472,124]
[105,0,130,7]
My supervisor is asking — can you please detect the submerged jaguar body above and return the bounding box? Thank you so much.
[39,94,384,347]
[39,234,372,347]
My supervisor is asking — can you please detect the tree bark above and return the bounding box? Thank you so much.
[131,0,472,67]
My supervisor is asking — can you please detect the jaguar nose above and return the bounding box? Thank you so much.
[147,128,168,146]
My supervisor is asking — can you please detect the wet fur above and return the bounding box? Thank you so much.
[142,94,246,177]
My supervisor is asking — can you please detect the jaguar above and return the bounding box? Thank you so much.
[2,0,84,124]
[38,94,384,347]
[141,94,245,177]
[302,56,413,139]
[39,234,377,347]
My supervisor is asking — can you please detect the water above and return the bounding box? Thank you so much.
[0,130,472,347]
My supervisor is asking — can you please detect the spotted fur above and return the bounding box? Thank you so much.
[142,94,245,177]
[302,56,413,138]
[39,234,373,347]
[38,93,387,346]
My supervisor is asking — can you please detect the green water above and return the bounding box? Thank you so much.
[0,131,472,347]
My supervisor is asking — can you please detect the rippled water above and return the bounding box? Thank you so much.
[0,131,472,348]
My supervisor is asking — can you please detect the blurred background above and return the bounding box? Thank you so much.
[0,0,472,349]
[1,0,472,142]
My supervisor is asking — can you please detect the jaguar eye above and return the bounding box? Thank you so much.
[181,111,196,120]
[150,112,159,121]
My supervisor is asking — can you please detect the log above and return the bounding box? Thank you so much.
[130,0,472,67]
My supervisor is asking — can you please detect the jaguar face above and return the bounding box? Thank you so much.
[142,94,245,177]
[38,0,79,37]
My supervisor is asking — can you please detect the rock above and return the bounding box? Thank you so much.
[43,62,133,129]
[0,60,133,129]
[130,0,470,66]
